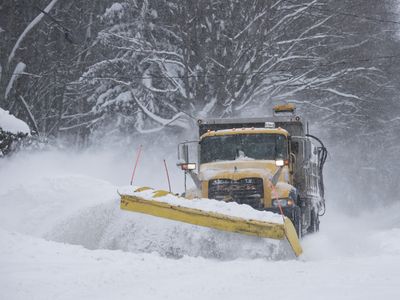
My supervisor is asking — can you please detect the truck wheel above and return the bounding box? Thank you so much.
[293,208,302,239]
[308,210,319,233]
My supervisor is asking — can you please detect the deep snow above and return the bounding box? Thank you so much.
[1,147,400,300]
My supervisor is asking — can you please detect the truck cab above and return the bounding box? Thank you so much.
[178,104,327,237]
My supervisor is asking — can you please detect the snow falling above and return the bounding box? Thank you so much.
[1,141,400,300]
[2,1,400,299]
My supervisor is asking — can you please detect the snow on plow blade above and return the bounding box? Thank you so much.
[120,187,302,257]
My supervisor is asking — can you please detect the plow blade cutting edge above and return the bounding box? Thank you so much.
[120,189,302,257]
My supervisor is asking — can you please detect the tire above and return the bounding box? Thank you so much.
[293,207,302,239]
[308,209,319,234]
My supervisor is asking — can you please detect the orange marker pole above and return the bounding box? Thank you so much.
[130,145,142,185]
[163,159,172,192]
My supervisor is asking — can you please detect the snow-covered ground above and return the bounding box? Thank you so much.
[1,147,400,300]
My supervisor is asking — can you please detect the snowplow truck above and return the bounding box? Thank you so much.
[178,104,327,238]
[120,104,326,256]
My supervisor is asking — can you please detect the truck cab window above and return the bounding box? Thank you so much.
[200,133,288,164]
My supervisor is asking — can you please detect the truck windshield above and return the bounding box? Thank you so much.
[200,134,288,164]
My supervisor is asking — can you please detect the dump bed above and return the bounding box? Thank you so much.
[197,116,306,137]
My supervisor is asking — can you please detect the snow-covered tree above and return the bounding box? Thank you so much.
[68,0,393,137]
[0,0,110,138]
[1,0,400,146]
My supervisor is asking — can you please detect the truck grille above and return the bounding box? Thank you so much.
[208,178,264,209]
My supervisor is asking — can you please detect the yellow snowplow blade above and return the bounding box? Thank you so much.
[120,191,302,257]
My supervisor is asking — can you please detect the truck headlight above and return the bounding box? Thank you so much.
[272,198,294,207]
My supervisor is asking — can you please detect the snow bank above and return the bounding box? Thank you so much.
[0,108,30,134]
[121,186,284,224]
[1,147,400,299]
[48,200,286,259]
[0,150,287,259]
[0,175,117,236]
[1,228,400,300]
[300,202,400,261]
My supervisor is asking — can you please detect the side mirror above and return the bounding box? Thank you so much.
[178,143,189,163]
[177,140,198,172]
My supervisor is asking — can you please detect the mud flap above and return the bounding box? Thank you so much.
[120,189,302,257]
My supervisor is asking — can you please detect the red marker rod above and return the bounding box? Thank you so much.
[163,159,172,193]
[130,145,143,185]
